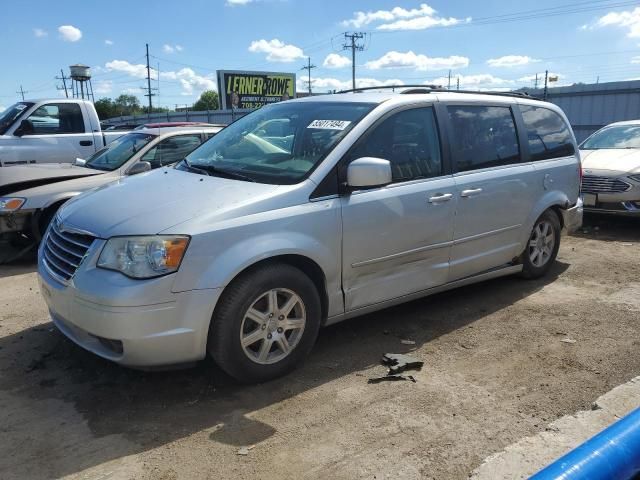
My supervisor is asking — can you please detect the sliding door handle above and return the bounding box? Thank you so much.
[460,188,483,197]
[428,193,453,203]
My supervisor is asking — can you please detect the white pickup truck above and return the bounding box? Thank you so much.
[0,98,128,167]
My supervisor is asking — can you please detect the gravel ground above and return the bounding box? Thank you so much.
[0,214,639,480]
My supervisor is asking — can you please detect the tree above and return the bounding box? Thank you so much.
[113,94,142,116]
[192,90,219,111]
[94,98,115,120]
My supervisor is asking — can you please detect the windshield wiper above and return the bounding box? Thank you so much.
[180,158,211,176]
[197,164,256,183]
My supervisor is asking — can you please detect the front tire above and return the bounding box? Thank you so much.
[208,263,321,383]
[520,210,561,279]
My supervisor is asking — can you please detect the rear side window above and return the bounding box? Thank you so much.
[26,103,85,134]
[520,105,575,160]
[141,134,203,168]
[347,107,442,182]
[448,105,520,172]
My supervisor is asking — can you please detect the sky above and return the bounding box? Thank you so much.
[2,0,640,112]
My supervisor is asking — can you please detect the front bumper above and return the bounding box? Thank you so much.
[561,198,584,233]
[37,244,220,367]
[0,210,33,235]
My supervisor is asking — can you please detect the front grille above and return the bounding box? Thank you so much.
[43,220,94,282]
[582,175,631,194]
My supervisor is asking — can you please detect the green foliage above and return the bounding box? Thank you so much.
[192,90,219,111]
[94,95,168,120]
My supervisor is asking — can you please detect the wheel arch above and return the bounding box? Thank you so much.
[212,253,330,325]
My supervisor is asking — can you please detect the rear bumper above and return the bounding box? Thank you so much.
[561,198,583,233]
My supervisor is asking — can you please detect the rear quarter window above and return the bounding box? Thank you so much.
[520,105,575,161]
[447,105,520,172]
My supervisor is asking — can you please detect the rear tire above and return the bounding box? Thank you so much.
[208,263,321,383]
[520,210,561,279]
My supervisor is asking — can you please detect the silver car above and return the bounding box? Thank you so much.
[579,120,640,215]
[37,89,582,383]
[1,124,222,246]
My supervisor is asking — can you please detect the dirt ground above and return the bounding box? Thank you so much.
[0,214,639,480]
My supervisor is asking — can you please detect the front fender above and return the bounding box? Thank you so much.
[170,199,343,316]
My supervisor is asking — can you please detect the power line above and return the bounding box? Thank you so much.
[343,32,365,90]
[16,85,27,101]
[56,69,69,98]
[301,57,317,94]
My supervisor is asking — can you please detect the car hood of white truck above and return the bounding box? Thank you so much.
[0,163,102,193]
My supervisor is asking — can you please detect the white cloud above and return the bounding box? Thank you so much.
[105,60,215,96]
[163,44,183,54]
[323,53,351,69]
[248,38,305,62]
[585,7,640,37]
[105,60,151,79]
[632,56,640,63]
[298,76,405,92]
[33,28,48,38]
[105,39,114,46]
[342,3,470,31]
[518,72,563,84]
[428,74,513,88]
[120,88,141,95]
[0,105,5,113]
[487,55,539,68]
[161,68,216,95]
[94,80,113,95]
[58,25,82,42]
[365,51,469,71]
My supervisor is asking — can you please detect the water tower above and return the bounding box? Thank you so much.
[69,64,95,102]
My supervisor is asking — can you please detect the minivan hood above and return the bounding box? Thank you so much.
[57,168,283,238]
[579,148,640,174]
[0,163,101,195]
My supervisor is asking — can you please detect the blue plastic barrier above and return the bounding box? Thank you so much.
[530,407,640,480]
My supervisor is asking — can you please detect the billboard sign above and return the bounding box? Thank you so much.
[217,70,296,110]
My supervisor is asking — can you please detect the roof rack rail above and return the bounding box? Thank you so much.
[334,84,539,100]
[336,84,443,94]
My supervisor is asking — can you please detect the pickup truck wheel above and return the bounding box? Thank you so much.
[520,210,561,279]
[208,264,321,383]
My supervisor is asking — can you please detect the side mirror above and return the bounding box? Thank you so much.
[74,158,86,167]
[126,161,152,175]
[347,157,392,189]
[14,119,34,137]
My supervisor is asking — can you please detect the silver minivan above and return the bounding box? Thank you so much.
[37,89,583,383]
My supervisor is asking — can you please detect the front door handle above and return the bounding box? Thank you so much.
[460,188,483,197]
[79,140,93,146]
[428,193,453,203]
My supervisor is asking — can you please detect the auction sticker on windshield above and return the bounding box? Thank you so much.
[307,120,351,130]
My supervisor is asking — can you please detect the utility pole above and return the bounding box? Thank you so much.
[16,85,27,101]
[534,73,539,90]
[448,70,452,90]
[343,32,365,90]
[301,57,317,95]
[456,76,460,90]
[56,69,69,98]
[144,43,155,112]
[543,70,549,101]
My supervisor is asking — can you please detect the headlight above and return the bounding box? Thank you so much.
[0,197,25,212]
[97,235,190,279]
[629,174,640,183]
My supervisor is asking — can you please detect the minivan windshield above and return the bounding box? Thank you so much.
[179,101,375,184]
[85,132,155,171]
[0,102,33,135]
[581,125,640,150]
